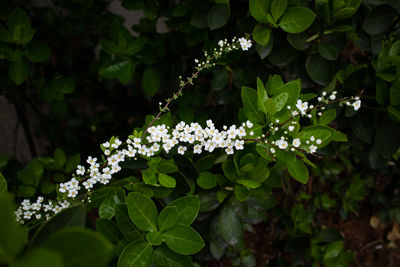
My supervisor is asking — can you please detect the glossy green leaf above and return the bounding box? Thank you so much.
[44,227,113,267]
[154,248,193,267]
[241,86,264,124]
[118,241,153,267]
[287,158,309,184]
[256,78,268,114]
[253,24,271,46]
[158,173,176,188]
[24,41,51,62]
[197,171,217,189]
[236,179,261,189]
[333,7,357,19]
[323,241,344,260]
[273,92,288,112]
[279,7,316,33]
[127,192,158,232]
[319,109,336,125]
[271,0,287,21]
[163,225,205,255]
[207,4,230,30]
[249,0,271,23]
[167,195,200,225]
[158,206,178,232]
[115,205,143,241]
[146,231,162,246]
[9,58,30,85]
[142,67,160,97]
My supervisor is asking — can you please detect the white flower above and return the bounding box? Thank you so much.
[76,165,85,175]
[292,138,301,148]
[218,40,224,47]
[296,99,308,113]
[104,149,110,156]
[288,126,295,132]
[276,140,288,150]
[177,146,187,155]
[238,38,252,51]
[316,139,322,145]
[102,142,110,148]
[87,156,97,165]
[310,136,315,141]
[309,145,317,153]
[246,120,253,128]
[352,100,361,111]
[193,144,202,154]
[329,94,336,100]
[270,148,275,153]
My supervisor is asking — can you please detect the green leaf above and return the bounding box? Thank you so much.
[158,206,178,232]
[271,0,287,21]
[0,25,14,43]
[99,196,115,220]
[306,54,334,86]
[154,248,193,267]
[387,106,400,123]
[118,241,153,267]
[24,41,51,62]
[279,7,316,33]
[249,0,271,23]
[158,173,176,188]
[115,205,144,241]
[236,179,261,189]
[287,157,309,184]
[127,192,158,232]
[0,196,27,264]
[11,248,63,267]
[218,206,243,245]
[99,60,136,84]
[256,77,269,115]
[7,8,30,31]
[146,231,163,246]
[197,171,217,189]
[142,67,160,97]
[333,7,357,19]
[319,109,336,125]
[253,24,271,46]
[100,38,120,54]
[53,148,66,167]
[17,159,43,186]
[0,173,7,197]
[64,154,80,173]
[12,25,35,45]
[323,241,344,260]
[96,218,123,242]
[207,4,230,30]
[241,86,264,124]
[8,58,29,85]
[223,159,237,180]
[298,125,333,146]
[30,205,86,247]
[316,43,338,61]
[363,5,397,35]
[163,225,205,255]
[265,98,276,115]
[273,92,288,112]
[287,33,311,51]
[167,195,200,225]
[390,77,400,106]
[44,227,113,267]
[126,38,146,55]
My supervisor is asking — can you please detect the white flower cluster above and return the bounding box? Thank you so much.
[15,197,70,224]
[238,37,252,50]
[270,133,322,155]
[16,120,253,224]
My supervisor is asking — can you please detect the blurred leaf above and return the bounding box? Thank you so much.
[11,248,63,267]
[279,7,316,33]
[142,67,160,97]
[96,218,123,242]
[218,205,243,245]
[24,41,51,62]
[208,4,230,30]
[0,195,27,264]
[9,58,30,85]
[316,43,338,60]
[390,77,400,106]
[287,33,311,50]
[99,60,136,84]
[363,5,397,35]
[306,54,334,86]
[7,8,30,31]
[249,0,271,23]
[0,173,7,197]
[197,171,217,189]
